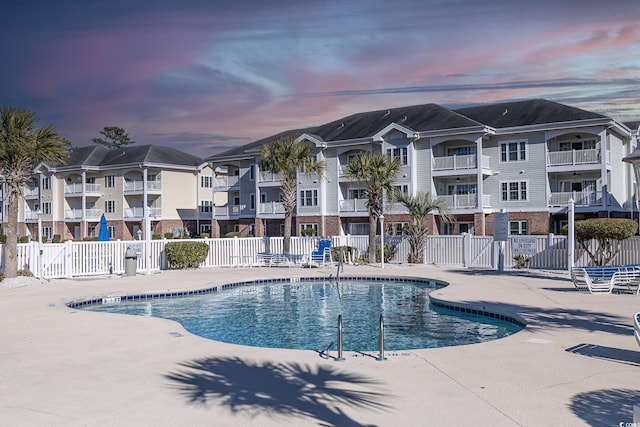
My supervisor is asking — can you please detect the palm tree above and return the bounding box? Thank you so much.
[345,151,400,263]
[0,107,70,278]
[395,192,451,263]
[260,137,324,254]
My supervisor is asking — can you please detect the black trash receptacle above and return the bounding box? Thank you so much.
[124,248,137,276]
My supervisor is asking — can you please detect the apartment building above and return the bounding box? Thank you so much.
[206,99,638,238]
[2,144,213,241]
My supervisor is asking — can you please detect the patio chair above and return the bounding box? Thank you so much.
[311,239,333,267]
[610,267,640,294]
[570,267,614,294]
[634,312,640,347]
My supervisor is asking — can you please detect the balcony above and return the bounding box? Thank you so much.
[213,205,244,217]
[24,210,40,222]
[24,187,39,199]
[547,149,600,166]
[123,207,162,218]
[435,194,491,209]
[339,198,368,212]
[64,208,101,220]
[259,201,285,215]
[123,180,162,193]
[548,191,603,207]
[64,183,101,196]
[259,171,284,184]
[213,175,239,188]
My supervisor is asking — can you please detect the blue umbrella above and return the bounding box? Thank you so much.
[98,214,110,241]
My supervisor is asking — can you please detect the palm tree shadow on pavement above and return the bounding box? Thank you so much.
[569,388,640,426]
[164,356,394,426]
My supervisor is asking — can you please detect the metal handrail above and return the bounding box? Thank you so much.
[336,315,345,361]
[376,314,386,361]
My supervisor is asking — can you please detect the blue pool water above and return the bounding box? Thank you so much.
[81,278,522,351]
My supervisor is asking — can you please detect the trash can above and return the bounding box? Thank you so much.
[124,248,137,277]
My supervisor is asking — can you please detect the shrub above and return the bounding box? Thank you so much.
[82,236,98,241]
[0,270,3,282]
[17,269,33,277]
[52,234,61,243]
[164,232,174,239]
[18,236,29,243]
[224,231,241,238]
[152,233,162,240]
[200,232,210,239]
[165,241,209,269]
[561,218,638,266]
[300,228,316,237]
[331,246,357,263]
[0,235,6,244]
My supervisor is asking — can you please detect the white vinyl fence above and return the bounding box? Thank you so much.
[3,233,640,279]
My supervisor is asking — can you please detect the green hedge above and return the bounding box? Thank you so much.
[165,241,209,269]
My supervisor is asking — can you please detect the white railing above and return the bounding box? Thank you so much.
[259,202,285,214]
[24,211,40,221]
[547,149,600,166]
[432,154,476,170]
[339,198,368,212]
[123,207,162,218]
[213,175,239,188]
[11,233,640,279]
[64,209,102,219]
[259,171,284,183]
[64,183,101,194]
[213,205,244,217]
[437,194,477,209]
[548,191,602,207]
[124,181,162,192]
[24,187,39,198]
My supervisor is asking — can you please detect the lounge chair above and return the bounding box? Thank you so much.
[634,312,640,347]
[311,239,333,266]
[610,268,640,294]
[570,267,614,294]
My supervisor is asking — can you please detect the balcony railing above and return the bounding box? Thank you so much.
[339,198,368,212]
[123,207,162,218]
[24,187,39,198]
[259,201,285,214]
[64,208,101,220]
[548,191,602,207]
[437,194,478,209]
[64,183,101,195]
[432,154,476,170]
[547,149,600,166]
[259,171,284,183]
[24,211,40,221]
[213,175,239,188]
[213,205,245,217]
[123,181,162,192]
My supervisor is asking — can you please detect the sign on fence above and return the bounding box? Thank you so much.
[493,212,509,241]
[511,236,538,255]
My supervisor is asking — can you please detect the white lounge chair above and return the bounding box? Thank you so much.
[610,268,640,294]
[570,267,614,294]
[634,312,640,347]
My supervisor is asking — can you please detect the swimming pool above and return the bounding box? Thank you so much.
[77,277,523,351]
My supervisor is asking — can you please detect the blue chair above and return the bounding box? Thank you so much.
[311,239,333,266]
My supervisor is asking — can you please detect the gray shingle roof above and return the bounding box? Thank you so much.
[64,144,204,168]
[455,99,607,128]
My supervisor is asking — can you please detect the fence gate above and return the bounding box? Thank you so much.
[467,235,494,268]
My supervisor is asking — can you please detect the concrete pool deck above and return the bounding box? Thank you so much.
[0,264,639,426]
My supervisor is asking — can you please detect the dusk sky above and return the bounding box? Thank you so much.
[2,1,639,158]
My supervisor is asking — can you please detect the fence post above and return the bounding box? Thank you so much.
[462,232,472,268]
[64,240,73,278]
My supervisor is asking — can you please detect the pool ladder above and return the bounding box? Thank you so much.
[328,314,386,362]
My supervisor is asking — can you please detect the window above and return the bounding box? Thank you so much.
[509,220,528,235]
[105,200,116,213]
[86,176,96,184]
[300,189,318,207]
[386,147,408,165]
[559,139,596,151]
[200,200,212,213]
[104,175,115,188]
[200,224,212,234]
[250,194,255,210]
[500,141,526,162]
[349,223,369,235]
[88,226,96,237]
[300,223,318,236]
[445,222,474,235]
[349,188,367,199]
[260,193,267,203]
[387,222,408,236]
[392,185,408,198]
[501,181,527,201]
[42,227,52,239]
[447,184,477,195]
[107,226,115,239]
[250,165,255,180]
[42,202,51,215]
[200,176,212,188]
[41,177,51,190]
[447,146,476,156]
